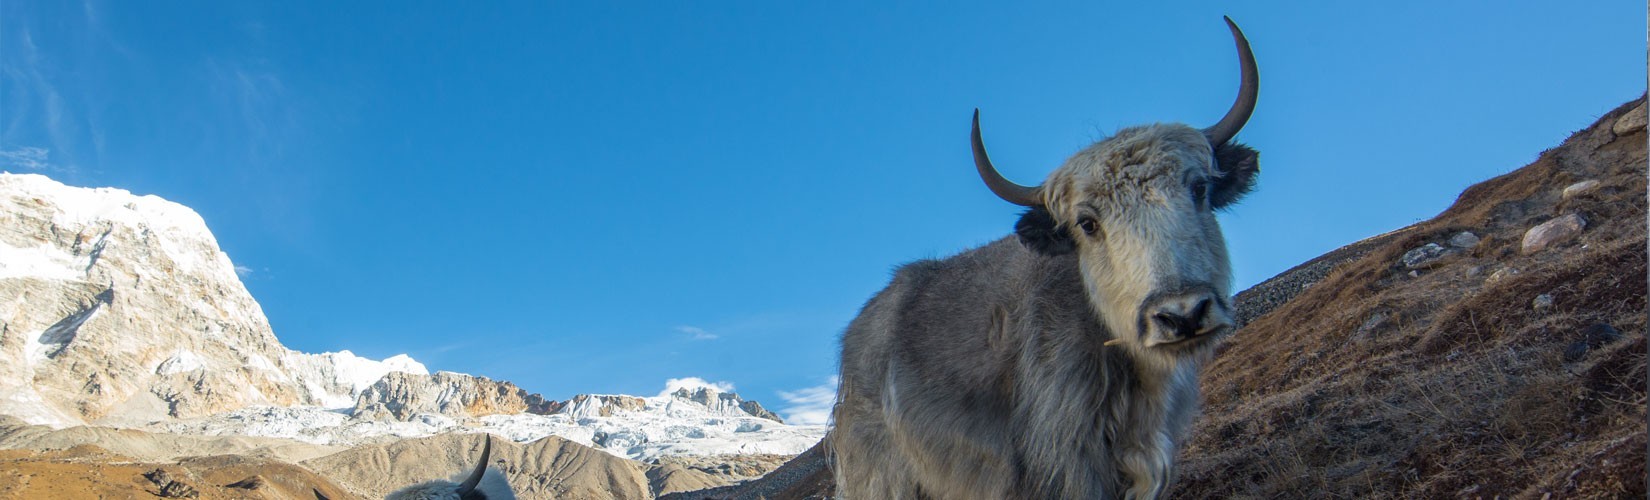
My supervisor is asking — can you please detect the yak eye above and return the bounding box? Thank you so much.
[1076,218,1099,235]
[1190,180,1210,205]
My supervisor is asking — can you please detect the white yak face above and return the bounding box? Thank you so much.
[1029,124,1253,359]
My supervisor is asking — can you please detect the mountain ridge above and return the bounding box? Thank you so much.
[0,171,822,466]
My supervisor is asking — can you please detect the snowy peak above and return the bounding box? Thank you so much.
[665,387,783,423]
[0,172,426,426]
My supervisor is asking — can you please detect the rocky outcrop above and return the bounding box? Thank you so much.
[670,387,784,423]
[559,394,647,418]
[352,371,556,421]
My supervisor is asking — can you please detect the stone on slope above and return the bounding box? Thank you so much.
[1520,213,1587,254]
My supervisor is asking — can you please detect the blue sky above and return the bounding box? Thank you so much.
[1,2,1642,423]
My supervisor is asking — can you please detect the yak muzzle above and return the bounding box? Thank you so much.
[1138,287,1235,347]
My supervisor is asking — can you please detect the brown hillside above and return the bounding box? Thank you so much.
[1175,96,1647,498]
[0,445,359,500]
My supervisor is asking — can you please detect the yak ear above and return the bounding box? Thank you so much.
[1015,206,1075,255]
[1211,141,1259,210]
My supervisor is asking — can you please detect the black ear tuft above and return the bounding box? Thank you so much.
[1015,206,1075,255]
[1211,141,1259,210]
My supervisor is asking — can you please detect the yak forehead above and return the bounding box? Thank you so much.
[1043,124,1212,220]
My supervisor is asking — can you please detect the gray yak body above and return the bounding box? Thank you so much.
[831,18,1262,500]
[834,237,1201,498]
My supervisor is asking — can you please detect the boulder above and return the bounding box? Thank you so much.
[1520,214,1586,254]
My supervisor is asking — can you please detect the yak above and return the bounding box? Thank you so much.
[831,17,1261,500]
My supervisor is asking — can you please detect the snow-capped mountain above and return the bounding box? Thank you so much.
[0,173,431,426]
[0,172,825,460]
[150,380,821,461]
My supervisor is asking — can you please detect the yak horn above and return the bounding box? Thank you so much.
[1201,16,1259,147]
[456,438,491,495]
[972,109,1043,207]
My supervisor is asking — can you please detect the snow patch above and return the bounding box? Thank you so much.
[326,350,430,395]
[657,377,734,398]
[0,241,83,281]
[0,386,78,428]
[156,350,206,375]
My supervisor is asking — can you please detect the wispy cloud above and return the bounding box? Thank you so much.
[232,265,254,277]
[674,325,719,341]
[0,145,68,173]
[778,376,839,426]
[657,377,735,398]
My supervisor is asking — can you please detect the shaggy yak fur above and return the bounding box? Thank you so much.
[831,19,1262,500]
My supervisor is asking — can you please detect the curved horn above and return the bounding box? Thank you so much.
[456,437,491,495]
[1202,16,1259,147]
[972,109,1043,207]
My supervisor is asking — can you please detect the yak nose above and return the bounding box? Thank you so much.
[1145,292,1234,342]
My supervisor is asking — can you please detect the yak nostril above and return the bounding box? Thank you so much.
[1190,298,1211,324]
[1152,311,1198,338]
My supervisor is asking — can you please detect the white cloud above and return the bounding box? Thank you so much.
[0,146,62,172]
[674,325,719,341]
[778,376,839,426]
[233,265,253,277]
[658,377,735,398]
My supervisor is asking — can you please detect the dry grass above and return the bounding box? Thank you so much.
[1174,96,1648,498]
[0,445,361,499]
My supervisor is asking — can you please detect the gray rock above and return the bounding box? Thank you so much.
[1402,243,1452,269]
[1447,231,1481,249]
[1521,214,1587,254]
[1565,324,1624,362]
[1561,180,1602,200]
[1583,323,1622,347]
[1613,101,1646,136]
[1563,341,1590,362]
[1465,265,1485,278]
[1487,267,1520,284]
[1355,313,1387,339]
[1531,294,1555,311]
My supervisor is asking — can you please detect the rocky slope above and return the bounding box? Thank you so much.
[675,97,1649,499]
[1171,96,1647,498]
